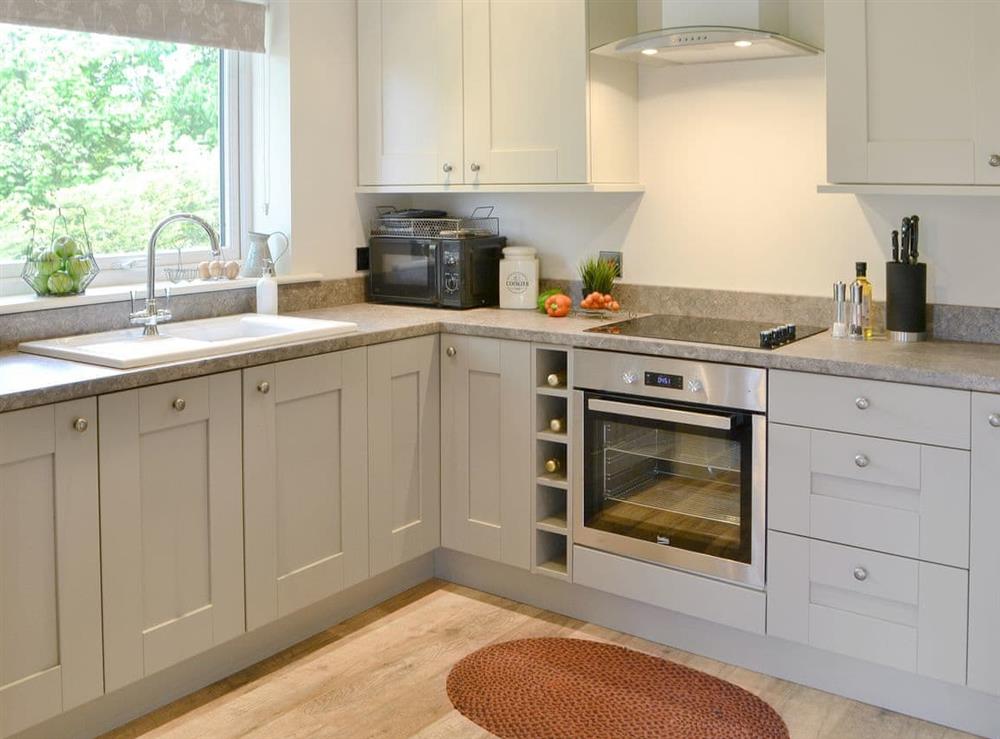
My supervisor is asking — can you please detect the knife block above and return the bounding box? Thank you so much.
[886,262,927,341]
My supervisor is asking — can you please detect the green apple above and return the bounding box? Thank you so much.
[53,236,79,259]
[34,249,62,276]
[30,272,50,295]
[46,270,76,295]
[65,255,91,285]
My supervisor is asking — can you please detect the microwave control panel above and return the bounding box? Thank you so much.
[442,245,461,294]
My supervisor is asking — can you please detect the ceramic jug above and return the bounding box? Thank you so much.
[241,231,289,278]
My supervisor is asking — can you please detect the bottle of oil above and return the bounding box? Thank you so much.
[851,262,873,340]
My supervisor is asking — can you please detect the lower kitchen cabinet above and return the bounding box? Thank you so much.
[99,373,245,692]
[440,335,531,569]
[0,400,103,738]
[767,531,968,685]
[969,392,1000,695]
[243,350,369,631]
[367,335,441,576]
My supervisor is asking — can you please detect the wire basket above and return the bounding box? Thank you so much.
[21,206,100,297]
[370,206,499,238]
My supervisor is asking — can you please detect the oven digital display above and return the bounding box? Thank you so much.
[644,371,684,389]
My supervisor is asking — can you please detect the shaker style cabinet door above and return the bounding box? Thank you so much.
[462,0,588,184]
[99,373,245,692]
[969,392,1000,695]
[0,400,103,738]
[368,335,440,575]
[440,335,531,568]
[826,0,1000,185]
[243,350,369,632]
[357,0,464,185]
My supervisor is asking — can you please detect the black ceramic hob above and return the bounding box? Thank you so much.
[585,314,826,350]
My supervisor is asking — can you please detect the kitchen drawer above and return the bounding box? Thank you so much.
[769,423,970,568]
[767,531,968,684]
[769,371,970,449]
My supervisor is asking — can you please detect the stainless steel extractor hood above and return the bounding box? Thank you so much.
[592,0,822,66]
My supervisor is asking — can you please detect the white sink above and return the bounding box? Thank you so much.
[18,314,359,369]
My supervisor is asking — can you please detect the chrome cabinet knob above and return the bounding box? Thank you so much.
[257,381,271,394]
[442,163,453,173]
[687,378,704,393]
[446,346,457,357]
[989,413,1000,428]
[855,396,870,410]
[853,566,869,582]
[172,397,186,412]
[989,154,1000,168]
[622,370,639,384]
[854,453,870,468]
[72,417,89,433]
[470,162,481,172]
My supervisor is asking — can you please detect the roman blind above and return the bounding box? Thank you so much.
[0,0,266,53]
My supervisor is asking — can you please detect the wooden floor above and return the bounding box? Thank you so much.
[103,579,977,739]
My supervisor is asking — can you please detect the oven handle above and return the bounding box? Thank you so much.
[587,398,733,430]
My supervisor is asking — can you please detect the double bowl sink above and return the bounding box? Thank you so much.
[19,313,359,369]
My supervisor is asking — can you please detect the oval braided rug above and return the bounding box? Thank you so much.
[446,637,789,739]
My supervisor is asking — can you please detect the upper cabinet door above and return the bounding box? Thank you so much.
[826,0,1000,184]
[368,335,440,576]
[0,400,103,738]
[99,374,245,693]
[462,0,588,184]
[440,335,531,569]
[243,350,369,632]
[358,0,464,185]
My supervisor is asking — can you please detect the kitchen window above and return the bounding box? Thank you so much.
[0,23,251,294]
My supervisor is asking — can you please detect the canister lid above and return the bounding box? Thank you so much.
[502,246,536,258]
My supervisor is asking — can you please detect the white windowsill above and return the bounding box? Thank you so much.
[0,273,324,316]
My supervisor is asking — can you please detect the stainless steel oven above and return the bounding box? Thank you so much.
[572,349,767,588]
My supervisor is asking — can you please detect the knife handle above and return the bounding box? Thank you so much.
[909,215,919,264]
[891,230,900,263]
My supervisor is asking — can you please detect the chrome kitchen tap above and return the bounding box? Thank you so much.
[131,213,221,336]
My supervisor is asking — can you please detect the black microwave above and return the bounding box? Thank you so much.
[368,235,506,308]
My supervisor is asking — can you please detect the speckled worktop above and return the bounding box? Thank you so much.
[3,302,1000,413]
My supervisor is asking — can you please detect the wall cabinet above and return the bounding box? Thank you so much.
[440,335,531,569]
[826,0,1000,185]
[99,374,245,692]
[0,401,103,738]
[368,335,441,575]
[358,0,637,187]
[243,351,369,632]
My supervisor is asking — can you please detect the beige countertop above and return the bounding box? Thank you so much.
[3,302,1000,413]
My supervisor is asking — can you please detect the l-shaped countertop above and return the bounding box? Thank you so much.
[3,302,1000,413]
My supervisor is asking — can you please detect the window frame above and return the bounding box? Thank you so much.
[0,46,252,291]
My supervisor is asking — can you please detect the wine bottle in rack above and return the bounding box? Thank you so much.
[544,457,563,475]
[546,370,566,387]
[548,418,566,433]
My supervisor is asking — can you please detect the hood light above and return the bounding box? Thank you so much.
[734,40,753,48]
[641,48,659,56]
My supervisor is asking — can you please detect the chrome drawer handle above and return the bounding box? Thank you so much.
[470,162,481,172]
[72,417,89,433]
[172,397,186,412]
[446,346,457,357]
[442,163,453,173]
[853,566,869,582]
[257,381,271,394]
[989,413,1000,428]
[855,396,870,410]
[854,454,870,468]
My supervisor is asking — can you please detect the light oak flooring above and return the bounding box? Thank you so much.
[102,579,977,739]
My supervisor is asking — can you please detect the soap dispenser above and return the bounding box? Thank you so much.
[256,259,278,315]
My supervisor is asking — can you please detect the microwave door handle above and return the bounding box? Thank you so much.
[427,242,439,299]
[587,398,733,431]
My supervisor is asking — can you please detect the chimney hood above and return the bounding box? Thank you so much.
[592,0,822,66]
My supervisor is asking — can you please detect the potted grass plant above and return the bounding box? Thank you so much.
[578,256,621,313]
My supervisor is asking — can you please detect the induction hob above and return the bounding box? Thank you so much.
[585,314,826,349]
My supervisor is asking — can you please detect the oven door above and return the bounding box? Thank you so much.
[572,391,765,588]
[369,239,440,304]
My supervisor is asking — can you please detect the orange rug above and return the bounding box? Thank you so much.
[446,637,790,739]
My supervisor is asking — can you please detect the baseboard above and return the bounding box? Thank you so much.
[434,548,1000,739]
[13,554,434,739]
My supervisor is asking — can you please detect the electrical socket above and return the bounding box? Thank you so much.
[599,250,623,278]
[356,246,370,271]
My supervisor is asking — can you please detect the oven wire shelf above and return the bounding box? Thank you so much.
[603,473,742,526]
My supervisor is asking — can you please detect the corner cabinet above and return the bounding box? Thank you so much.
[98,374,245,692]
[440,335,532,569]
[0,401,103,738]
[826,0,1000,185]
[367,335,441,575]
[243,351,369,632]
[357,0,638,187]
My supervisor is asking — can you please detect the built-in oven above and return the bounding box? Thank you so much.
[572,349,767,588]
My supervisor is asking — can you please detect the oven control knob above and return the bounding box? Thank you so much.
[622,370,639,385]
[687,378,704,393]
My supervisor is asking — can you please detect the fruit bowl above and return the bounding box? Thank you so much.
[21,207,100,297]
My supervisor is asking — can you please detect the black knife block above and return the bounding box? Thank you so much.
[886,262,927,338]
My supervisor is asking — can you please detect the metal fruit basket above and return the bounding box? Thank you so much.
[21,206,100,297]
[370,206,499,238]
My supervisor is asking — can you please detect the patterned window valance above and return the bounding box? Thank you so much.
[0,0,266,53]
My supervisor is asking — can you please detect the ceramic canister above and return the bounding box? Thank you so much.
[499,246,538,309]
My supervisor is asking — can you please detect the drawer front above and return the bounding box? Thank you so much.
[767,531,968,684]
[769,424,970,567]
[770,371,970,449]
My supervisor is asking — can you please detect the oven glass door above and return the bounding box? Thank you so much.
[582,393,755,569]
[370,239,439,303]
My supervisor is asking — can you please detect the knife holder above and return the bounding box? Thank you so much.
[886,262,927,341]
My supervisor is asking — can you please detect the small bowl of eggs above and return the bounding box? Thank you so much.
[198,259,242,281]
